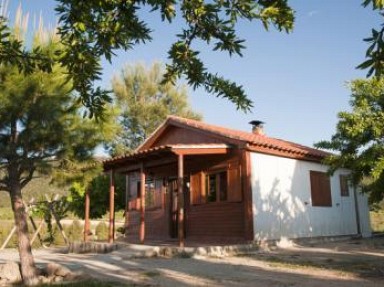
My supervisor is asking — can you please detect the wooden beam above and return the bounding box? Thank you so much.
[0,225,16,250]
[30,220,45,247]
[108,157,177,173]
[178,154,185,247]
[125,174,130,238]
[140,163,146,244]
[241,150,254,241]
[84,189,90,242]
[172,147,229,156]
[108,170,115,243]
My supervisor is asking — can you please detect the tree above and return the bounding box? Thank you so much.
[2,1,295,117]
[315,78,384,204]
[0,32,112,285]
[108,62,201,155]
[67,173,126,219]
[358,0,384,77]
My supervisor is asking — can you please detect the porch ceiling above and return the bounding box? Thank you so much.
[103,144,232,173]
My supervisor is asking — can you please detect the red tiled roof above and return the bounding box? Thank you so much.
[105,116,331,170]
[165,115,330,160]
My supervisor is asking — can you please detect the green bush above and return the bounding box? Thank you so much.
[371,210,384,232]
[95,221,108,241]
[52,224,67,246]
[67,219,83,242]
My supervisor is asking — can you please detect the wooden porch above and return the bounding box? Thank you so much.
[98,143,253,247]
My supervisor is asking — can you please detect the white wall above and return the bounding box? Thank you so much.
[250,152,371,241]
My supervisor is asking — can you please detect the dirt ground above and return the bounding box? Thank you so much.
[1,237,384,286]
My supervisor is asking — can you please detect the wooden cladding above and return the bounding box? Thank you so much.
[228,164,242,202]
[187,202,244,239]
[190,160,242,205]
[310,171,332,207]
[339,175,350,197]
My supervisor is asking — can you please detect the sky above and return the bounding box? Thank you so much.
[2,0,382,148]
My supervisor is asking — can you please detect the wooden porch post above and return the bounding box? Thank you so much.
[84,189,90,242]
[108,170,115,243]
[125,174,130,237]
[140,163,146,244]
[178,154,185,247]
[242,150,254,241]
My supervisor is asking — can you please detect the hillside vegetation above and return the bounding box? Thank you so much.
[0,176,67,208]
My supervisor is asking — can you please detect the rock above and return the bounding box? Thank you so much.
[0,278,9,287]
[0,261,22,283]
[45,262,71,277]
[38,275,52,285]
[53,275,63,283]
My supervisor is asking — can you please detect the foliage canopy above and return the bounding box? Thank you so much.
[316,78,384,203]
[2,1,295,117]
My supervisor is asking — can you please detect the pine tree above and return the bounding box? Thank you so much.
[0,27,113,286]
[108,62,201,156]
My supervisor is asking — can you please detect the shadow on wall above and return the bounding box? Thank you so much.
[251,154,359,242]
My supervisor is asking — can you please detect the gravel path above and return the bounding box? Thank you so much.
[1,238,384,286]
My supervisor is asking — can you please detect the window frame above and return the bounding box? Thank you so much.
[339,174,350,197]
[205,170,228,203]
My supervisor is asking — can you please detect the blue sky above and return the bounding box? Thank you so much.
[3,0,382,148]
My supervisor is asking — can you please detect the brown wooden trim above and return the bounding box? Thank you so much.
[172,147,229,155]
[108,170,115,243]
[178,154,185,247]
[140,163,146,244]
[106,157,177,173]
[242,150,254,241]
[246,145,324,163]
[125,174,130,238]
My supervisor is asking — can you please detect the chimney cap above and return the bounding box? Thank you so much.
[249,120,265,126]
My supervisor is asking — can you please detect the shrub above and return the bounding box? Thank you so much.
[95,221,108,241]
[67,219,83,242]
[52,224,67,246]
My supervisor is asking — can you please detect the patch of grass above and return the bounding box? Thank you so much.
[0,207,13,220]
[370,210,384,232]
[142,270,161,277]
[252,254,382,278]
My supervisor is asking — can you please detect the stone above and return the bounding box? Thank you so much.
[53,275,64,283]
[0,261,22,283]
[45,262,71,277]
[0,278,9,287]
[38,275,52,285]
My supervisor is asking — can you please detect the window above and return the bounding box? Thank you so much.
[190,165,242,205]
[136,179,162,209]
[205,171,228,203]
[310,171,332,207]
[339,175,349,197]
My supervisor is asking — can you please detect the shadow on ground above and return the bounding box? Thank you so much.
[1,237,384,287]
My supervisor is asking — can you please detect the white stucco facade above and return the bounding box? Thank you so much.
[250,152,371,241]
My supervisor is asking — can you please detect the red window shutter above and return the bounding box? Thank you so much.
[190,172,205,204]
[310,171,332,207]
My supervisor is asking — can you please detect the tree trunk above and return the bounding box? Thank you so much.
[10,178,38,285]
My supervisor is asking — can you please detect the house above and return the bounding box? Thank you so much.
[103,116,371,246]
